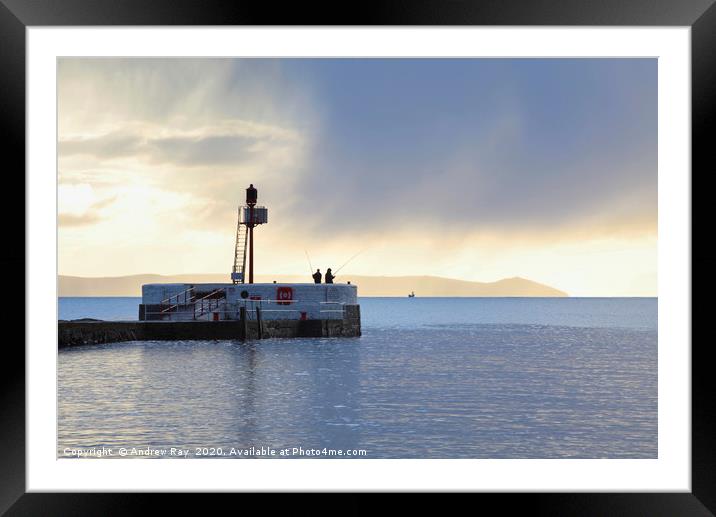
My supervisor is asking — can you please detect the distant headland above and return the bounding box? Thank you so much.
[58,274,567,297]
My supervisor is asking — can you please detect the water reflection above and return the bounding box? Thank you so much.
[58,298,657,459]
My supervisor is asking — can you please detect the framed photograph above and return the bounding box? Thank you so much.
[4,0,709,512]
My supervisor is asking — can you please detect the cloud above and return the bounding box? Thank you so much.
[56,58,657,295]
[59,119,302,167]
[58,58,315,215]
[59,132,143,159]
[286,59,657,241]
[58,193,117,227]
[58,212,103,227]
[288,133,656,242]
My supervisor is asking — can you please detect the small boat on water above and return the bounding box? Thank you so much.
[408,291,415,298]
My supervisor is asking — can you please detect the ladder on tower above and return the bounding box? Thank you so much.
[231,207,248,284]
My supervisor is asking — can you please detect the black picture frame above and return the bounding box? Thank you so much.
[2,0,708,513]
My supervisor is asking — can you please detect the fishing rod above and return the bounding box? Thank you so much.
[304,250,314,275]
[334,248,366,275]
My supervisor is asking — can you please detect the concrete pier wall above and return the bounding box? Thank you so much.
[58,305,361,349]
[141,283,357,321]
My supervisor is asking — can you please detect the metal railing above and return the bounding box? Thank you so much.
[193,289,227,319]
[145,287,227,320]
[159,286,195,313]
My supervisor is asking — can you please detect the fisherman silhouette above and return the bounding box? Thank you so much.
[312,269,322,284]
[325,268,335,284]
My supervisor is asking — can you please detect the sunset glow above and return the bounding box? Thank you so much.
[58,58,657,296]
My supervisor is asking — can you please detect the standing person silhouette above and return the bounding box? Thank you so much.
[325,268,335,284]
[312,269,322,284]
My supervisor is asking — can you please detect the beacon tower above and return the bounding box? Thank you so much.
[232,184,268,284]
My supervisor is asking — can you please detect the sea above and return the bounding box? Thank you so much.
[58,297,657,459]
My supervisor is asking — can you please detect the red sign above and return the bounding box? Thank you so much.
[276,287,293,305]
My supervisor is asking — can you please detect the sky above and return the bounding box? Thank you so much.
[58,58,657,296]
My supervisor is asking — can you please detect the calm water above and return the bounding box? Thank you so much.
[58,297,657,458]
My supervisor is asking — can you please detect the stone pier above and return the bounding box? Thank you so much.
[58,305,361,349]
